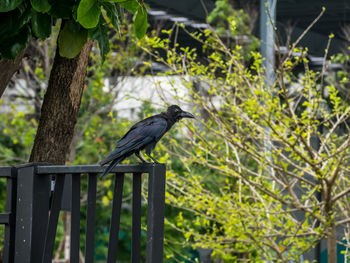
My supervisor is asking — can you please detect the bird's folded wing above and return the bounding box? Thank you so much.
[100,119,167,165]
[117,119,167,147]
[100,135,153,165]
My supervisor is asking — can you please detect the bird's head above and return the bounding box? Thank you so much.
[167,105,195,121]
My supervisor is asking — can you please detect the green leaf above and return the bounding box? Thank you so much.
[31,11,52,39]
[101,2,121,33]
[0,25,30,59]
[30,0,51,13]
[133,5,147,39]
[118,0,139,14]
[58,21,88,58]
[102,0,130,2]
[77,0,101,28]
[0,0,23,12]
[88,16,110,62]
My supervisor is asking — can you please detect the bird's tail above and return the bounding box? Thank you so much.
[100,156,125,178]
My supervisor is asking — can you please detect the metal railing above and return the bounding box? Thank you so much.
[0,163,166,263]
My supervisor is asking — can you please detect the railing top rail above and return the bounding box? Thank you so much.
[36,163,165,175]
[0,166,14,178]
[0,212,11,224]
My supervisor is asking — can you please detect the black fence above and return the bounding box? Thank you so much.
[0,163,166,263]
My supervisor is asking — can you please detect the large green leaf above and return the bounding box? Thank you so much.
[101,2,121,33]
[0,0,23,12]
[58,21,88,58]
[30,0,51,13]
[77,0,101,29]
[0,25,30,59]
[133,5,147,39]
[118,0,139,14]
[31,11,52,39]
[88,16,110,62]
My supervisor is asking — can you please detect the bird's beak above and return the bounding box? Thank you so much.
[180,111,195,119]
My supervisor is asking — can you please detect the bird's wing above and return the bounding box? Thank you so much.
[100,117,168,165]
[117,114,161,144]
[118,118,167,146]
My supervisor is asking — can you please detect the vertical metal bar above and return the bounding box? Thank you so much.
[42,175,66,263]
[61,174,72,211]
[14,163,51,263]
[3,167,17,263]
[260,0,276,181]
[84,173,97,263]
[260,0,276,87]
[132,173,142,263]
[146,164,166,263]
[70,174,81,263]
[107,173,125,263]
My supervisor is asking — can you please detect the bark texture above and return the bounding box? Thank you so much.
[327,223,337,263]
[29,34,93,164]
[0,49,26,98]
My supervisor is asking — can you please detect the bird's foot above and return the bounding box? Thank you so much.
[136,152,148,163]
[146,153,160,164]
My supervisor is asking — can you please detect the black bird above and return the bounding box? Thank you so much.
[100,105,195,177]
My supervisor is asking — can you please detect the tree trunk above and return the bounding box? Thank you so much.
[29,28,92,164]
[0,48,26,98]
[327,223,337,263]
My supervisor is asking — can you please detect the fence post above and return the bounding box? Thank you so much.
[14,163,51,263]
[2,167,17,263]
[146,163,166,263]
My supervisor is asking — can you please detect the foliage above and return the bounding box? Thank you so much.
[4,1,350,262]
[0,105,37,164]
[207,0,259,60]
[0,0,148,60]
[140,18,350,261]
